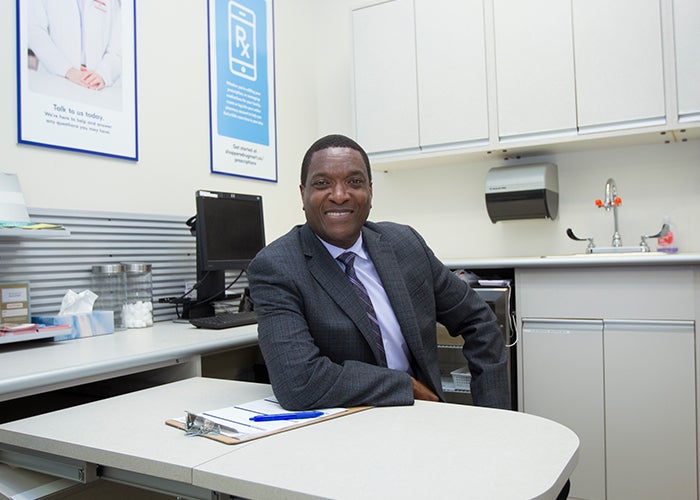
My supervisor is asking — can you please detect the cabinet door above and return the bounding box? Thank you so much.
[352,0,419,154]
[604,320,697,500]
[522,319,605,500]
[492,0,576,140]
[415,0,488,148]
[673,0,700,122]
[572,0,665,132]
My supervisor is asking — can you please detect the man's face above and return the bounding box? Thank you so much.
[300,147,372,249]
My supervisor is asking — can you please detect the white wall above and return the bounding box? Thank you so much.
[2,0,698,260]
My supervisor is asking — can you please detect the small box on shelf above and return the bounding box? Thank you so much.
[450,366,472,392]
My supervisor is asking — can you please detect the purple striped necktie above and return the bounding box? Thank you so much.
[336,252,386,365]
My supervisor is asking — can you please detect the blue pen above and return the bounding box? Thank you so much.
[249,411,324,422]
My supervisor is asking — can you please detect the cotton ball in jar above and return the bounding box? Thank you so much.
[122,300,153,328]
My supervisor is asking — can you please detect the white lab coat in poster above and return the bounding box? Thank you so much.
[28,0,122,87]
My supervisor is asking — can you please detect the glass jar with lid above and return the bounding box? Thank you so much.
[91,264,126,331]
[122,263,153,328]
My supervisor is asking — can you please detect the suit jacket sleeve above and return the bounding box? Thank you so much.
[428,244,511,409]
[247,228,414,410]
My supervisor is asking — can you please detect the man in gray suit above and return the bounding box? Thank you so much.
[247,134,510,411]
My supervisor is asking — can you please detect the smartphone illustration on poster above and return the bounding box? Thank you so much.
[228,1,257,81]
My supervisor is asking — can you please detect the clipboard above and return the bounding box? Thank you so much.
[165,398,371,445]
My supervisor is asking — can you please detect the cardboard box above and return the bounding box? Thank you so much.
[32,311,114,341]
[436,322,463,346]
[1,282,30,326]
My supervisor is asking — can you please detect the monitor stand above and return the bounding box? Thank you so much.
[182,269,224,319]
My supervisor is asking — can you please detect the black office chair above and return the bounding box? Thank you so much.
[556,479,571,500]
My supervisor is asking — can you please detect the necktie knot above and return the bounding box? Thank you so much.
[336,251,356,269]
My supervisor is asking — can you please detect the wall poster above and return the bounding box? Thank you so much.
[208,0,277,182]
[16,0,138,161]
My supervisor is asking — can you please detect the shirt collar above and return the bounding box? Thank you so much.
[317,233,368,261]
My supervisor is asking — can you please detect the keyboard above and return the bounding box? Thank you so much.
[189,311,257,330]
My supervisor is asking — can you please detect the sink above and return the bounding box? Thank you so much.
[541,251,667,259]
[588,246,648,254]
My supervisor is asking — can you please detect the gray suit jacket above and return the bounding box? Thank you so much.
[247,221,510,410]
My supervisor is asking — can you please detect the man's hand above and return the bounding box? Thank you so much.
[411,377,439,402]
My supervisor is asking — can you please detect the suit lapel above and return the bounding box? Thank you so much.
[362,227,427,369]
[300,225,384,362]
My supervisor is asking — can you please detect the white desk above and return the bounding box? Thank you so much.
[0,322,258,402]
[0,377,579,499]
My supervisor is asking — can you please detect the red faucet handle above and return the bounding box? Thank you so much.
[614,197,622,206]
[595,199,604,207]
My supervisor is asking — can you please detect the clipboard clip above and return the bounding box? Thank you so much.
[184,411,239,437]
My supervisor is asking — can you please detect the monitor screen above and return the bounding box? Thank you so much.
[195,190,265,272]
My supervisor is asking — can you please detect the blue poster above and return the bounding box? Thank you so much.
[215,0,269,145]
[208,0,276,181]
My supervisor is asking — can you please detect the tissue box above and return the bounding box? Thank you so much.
[32,311,114,341]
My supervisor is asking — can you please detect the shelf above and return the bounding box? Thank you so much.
[0,328,62,345]
[0,228,70,239]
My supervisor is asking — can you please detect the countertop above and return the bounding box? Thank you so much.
[0,321,259,402]
[443,252,700,269]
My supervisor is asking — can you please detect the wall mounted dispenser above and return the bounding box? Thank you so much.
[485,163,559,223]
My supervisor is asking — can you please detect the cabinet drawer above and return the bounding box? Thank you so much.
[516,267,694,320]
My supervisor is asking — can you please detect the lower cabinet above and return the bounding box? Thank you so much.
[523,318,696,500]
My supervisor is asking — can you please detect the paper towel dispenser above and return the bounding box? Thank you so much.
[485,163,558,223]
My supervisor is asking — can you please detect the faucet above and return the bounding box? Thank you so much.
[639,223,670,252]
[595,178,622,247]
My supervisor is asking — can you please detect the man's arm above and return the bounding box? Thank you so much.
[422,237,511,410]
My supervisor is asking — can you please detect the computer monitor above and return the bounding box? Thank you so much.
[189,190,265,318]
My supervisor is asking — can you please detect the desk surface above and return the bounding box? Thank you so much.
[0,377,579,499]
[0,322,258,402]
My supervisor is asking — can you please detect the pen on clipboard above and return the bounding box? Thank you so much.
[249,411,324,422]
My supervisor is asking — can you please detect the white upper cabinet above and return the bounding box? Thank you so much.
[572,0,666,132]
[352,0,419,154]
[352,0,692,162]
[494,0,666,139]
[352,0,489,155]
[493,0,577,140]
[673,0,700,122]
[414,0,488,149]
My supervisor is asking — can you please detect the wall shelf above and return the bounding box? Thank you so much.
[0,228,70,239]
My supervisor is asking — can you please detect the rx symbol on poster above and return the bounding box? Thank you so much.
[228,1,257,81]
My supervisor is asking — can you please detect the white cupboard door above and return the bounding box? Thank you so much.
[604,320,697,500]
[352,0,419,154]
[522,319,605,500]
[414,0,488,148]
[572,0,666,132]
[492,0,576,141]
[673,0,700,122]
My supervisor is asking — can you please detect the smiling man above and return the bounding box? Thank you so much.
[247,134,510,411]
